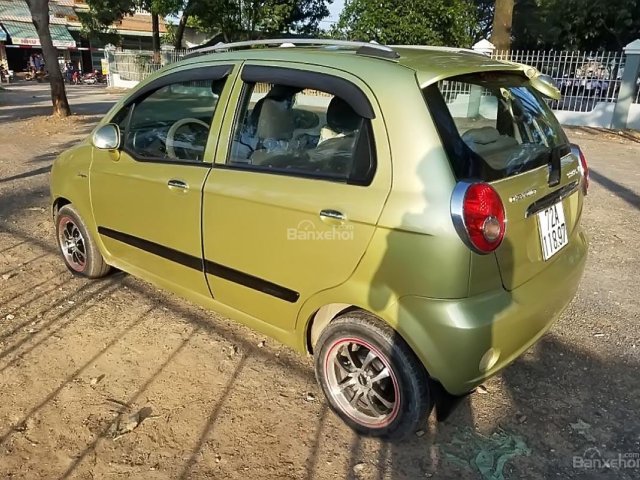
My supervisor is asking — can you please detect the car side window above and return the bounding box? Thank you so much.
[227,81,375,184]
[121,78,226,163]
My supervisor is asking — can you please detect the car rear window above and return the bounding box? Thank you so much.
[424,72,569,181]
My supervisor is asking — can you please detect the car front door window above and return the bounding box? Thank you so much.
[123,79,226,163]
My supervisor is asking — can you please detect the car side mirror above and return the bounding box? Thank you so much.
[93,124,120,150]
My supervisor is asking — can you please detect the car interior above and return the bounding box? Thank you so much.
[442,81,555,174]
[122,79,225,162]
[229,83,365,179]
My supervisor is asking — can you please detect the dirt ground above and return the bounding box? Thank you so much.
[0,83,639,480]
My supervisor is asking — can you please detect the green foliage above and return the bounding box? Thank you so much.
[79,0,136,43]
[186,0,331,41]
[333,0,479,47]
[80,0,182,44]
[472,0,494,43]
[162,21,178,45]
[512,0,640,50]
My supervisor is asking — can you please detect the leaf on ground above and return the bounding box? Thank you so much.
[112,406,153,438]
[570,419,596,441]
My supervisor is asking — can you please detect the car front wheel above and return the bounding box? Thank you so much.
[56,204,111,278]
[314,311,431,439]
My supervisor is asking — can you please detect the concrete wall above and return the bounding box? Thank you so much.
[627,104,640,130]
[110,73,140,89]
[553,103,616,129]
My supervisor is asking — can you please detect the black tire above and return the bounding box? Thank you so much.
[55,204,111,279]
[314,311,431,439]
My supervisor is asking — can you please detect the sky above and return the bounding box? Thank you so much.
[323,0,345,26]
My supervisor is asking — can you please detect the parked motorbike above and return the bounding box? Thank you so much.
[0,65,14,83]
[25,66,36,81]
[35,66,48,83]
[81,69,106,85]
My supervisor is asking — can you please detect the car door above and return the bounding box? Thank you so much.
[201,63,392,332]
[90,64,237,298]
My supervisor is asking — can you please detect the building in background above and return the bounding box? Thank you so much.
[0,0,75,72]
[0,23,7,66]
[0,0,164,74]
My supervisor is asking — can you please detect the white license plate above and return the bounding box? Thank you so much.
[537,202,569,261]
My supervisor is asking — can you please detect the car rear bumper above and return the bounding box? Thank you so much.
[393,227,588,395]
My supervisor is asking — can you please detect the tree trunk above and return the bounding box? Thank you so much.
[491,0,515,51]
[26,0,71,117]
[151,12,160,61]
[174,11,190,49]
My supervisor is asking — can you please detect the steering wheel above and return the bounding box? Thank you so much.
[166,118,209,160]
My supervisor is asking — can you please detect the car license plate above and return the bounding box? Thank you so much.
[537,202,568,261]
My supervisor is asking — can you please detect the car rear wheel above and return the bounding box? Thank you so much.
[56,204,111,278]
[314,311,431,439]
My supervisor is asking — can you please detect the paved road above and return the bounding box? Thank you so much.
[0,82,119,122]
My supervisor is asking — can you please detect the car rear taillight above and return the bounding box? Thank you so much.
[577,147,589,194]
[451,182,506,254]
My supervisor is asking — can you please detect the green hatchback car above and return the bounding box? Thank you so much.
[50,39,588,439]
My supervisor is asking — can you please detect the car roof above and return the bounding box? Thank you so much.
[176,43,527,88]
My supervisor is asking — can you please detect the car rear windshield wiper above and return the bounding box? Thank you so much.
[548,144,571,187]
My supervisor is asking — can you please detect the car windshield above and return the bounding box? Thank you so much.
[424,72,569,181]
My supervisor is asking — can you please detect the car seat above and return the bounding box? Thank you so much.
[310,97,363,175]
[250,98,296,166]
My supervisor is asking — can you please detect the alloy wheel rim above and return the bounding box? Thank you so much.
[324,338,400,428]
[58,216,87,272]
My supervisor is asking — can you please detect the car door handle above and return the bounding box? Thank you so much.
[167,179,188,191]
[319,209,346,224]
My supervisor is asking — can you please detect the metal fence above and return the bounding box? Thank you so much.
[492,50,628,111]
[105,49,189,84]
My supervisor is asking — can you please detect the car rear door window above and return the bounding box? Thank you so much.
[225,73,376,186]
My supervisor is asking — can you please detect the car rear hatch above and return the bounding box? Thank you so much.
[424,71,585,290]
[490,152,583,289]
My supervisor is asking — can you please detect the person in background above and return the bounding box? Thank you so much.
[64,61,73,83]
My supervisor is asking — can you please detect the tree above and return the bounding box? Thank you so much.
[172,0,196,48]
[82,0,181,53]
[512,0,640,51]
[490,0,514,50]
[26,0,71,117]
[472,0,494,43]
[80,0,137,45]
[184,0,332,44]
[333,0,478,47]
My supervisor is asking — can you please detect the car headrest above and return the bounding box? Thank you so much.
[256,98,294,140]
[327,97,361,134]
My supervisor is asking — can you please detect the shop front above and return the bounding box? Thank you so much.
[0,24,6,67]
[1,20,76,73]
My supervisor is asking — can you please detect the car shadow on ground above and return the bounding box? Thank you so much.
[345,333,639,480]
